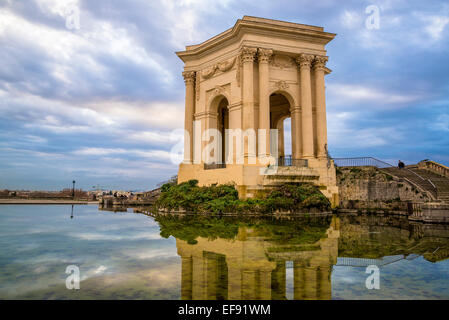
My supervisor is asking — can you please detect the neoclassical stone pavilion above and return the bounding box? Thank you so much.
[177,16,339,205]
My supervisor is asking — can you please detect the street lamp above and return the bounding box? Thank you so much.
[72,180,76,199]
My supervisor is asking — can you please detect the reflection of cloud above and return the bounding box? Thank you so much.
[123,248,178,260]
[332,267,360,284]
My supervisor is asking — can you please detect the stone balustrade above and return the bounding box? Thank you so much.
[418,160,449,178]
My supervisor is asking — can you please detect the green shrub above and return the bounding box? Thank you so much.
[155,180,331,214]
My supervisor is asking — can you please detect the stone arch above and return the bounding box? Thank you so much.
[268,88,298,109]
[208,92,231,115]
[207,94,229,164]
[269,91,295,162]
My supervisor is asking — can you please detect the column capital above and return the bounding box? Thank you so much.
[258,48,273,63]
[313,55,329,71]
[240,46,257,63]
[182,71,196,85]
[296,53,314,68]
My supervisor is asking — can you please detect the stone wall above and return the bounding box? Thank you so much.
[337,166,430,211]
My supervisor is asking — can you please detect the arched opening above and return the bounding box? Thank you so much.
[216,97,229,165]
[269,93,292,166]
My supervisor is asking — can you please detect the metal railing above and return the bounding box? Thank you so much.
[334,157,438,198]
[332,157,393,168]
[336,255,407,268]
[278,155,308,167]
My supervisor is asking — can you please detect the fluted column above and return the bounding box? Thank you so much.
[296,54,315,159]
[241,47,257,161]
[258,48,273,158]
[314,56,329,159]
[182,71,195,163]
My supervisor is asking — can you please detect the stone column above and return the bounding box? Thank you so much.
[313,56,329,159]
[290,106,301,159]
[296,54,315,159]
[182,71,196,163]
[259,270,272,300]
[181,256,193,300]
[258,48,273,158]
[293,261,305,300]
[271,261,286,300]
[241,47,258,161]
[227,263,242,300]
[192,255,205,300]
[277,120,284,157]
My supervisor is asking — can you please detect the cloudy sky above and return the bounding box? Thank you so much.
[0,0,448,191]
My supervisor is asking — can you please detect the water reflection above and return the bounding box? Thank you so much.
[154,213,449,300]
[1,205,449,299]
[155,214,339,300]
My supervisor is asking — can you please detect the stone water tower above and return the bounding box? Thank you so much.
[176,16,339,206]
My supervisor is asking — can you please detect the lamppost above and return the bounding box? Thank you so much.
[72,180,76,199]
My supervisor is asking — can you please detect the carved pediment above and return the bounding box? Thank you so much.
[206,84,231,103]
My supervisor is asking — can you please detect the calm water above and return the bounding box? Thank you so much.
[0,205,449,300]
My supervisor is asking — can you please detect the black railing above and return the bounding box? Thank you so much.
[332,157,393,168]
[278,155,292,166]
[278,155,308,167]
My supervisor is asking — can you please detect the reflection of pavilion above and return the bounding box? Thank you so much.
[176,217,339,300]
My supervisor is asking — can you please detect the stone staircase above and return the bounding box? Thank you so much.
[411,169,449,202]
[262,166,320,186]
[382,165,449,202]
[242,166,321,199]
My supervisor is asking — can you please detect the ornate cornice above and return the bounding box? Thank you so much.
[240,46,257,63]
[176,17,336,63]
[258,48,273,63]
[296,53,314,68]
[182,71,196,85]
[313,55,328,71]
